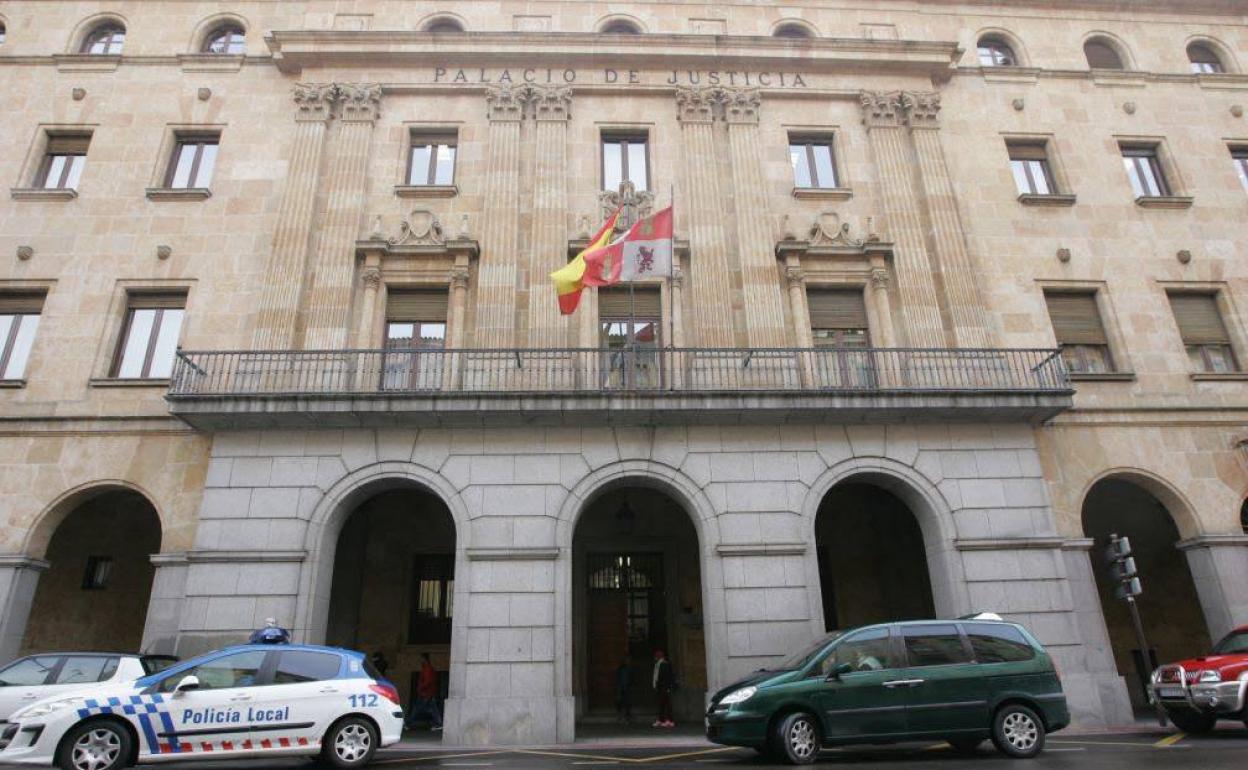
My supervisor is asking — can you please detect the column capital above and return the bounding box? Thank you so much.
[676,86,719,123]
[723,87,762,125]
[486,84,527,122]
[336,83,383,123]
[360,266,382,290]
[870,267,891,291]
[450,265,471,290]
[902,90,941,129]
[528,84,572,121]
[859,90,905,129]
[292,82,336,122]
[785,266,806,288]
[672,265,685,288]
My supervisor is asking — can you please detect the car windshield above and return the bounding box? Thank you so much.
[1213,630,1248,655]
[777,631,844,670]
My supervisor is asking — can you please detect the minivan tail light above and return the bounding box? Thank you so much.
[370,683,400,705]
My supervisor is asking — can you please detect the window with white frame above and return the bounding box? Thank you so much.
[789,136,839,189]
[37,134,90,190]
[407,132,457,186]
[165,134,219,189]
[1007,141,1056,196]
[1120,144,1170,198]
[111,293,186,379]
[0,292,44,381]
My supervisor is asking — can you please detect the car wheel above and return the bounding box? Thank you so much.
[322,716,378,769]
[948,737,983,754]
[773,712,820,765]
[57,720,132,770]
[991,704,1045,759]
[1167,710,1217,734]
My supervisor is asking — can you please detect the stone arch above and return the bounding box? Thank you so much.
[802,457,969,624]
[594,14,646,35]
[67,12,128,54]
[188,13,248,53]
[771,18,819,39]
[1082,31,1134,70]
[1185,35,1238,74]
[1078,467,1201,539]
[973,26,1029,67]
[23,479,166,558]
[418,12,467,33]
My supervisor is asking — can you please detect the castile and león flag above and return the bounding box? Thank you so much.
[550,206,674,315]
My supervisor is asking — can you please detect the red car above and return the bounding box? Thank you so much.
[1149,625,1248,732]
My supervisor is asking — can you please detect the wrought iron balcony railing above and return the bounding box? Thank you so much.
[168,347,1070,398]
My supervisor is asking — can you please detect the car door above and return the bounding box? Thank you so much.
[0,655,62,720]
[897,623,987,735]
[147,649,270,755]
[808,626,909,741]
[246,649,346,750]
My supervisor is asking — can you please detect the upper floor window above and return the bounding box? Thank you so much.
[1187,43,1226,74]
[38,134,91,190]
[977,37,1017,67]
[1168,293,1238,373]
[82,24,125,55]
[599,287,662,390]
[203,25,245,54]
[1120,144,1170,198]
[111,293,185,379]
[424,18,464,33]
[1084,38,1124,70]
[790,136,839,189]
[1044,291,1114,374]
[0,22,7,45]
[773,23,814,39]
[600,19,642,35]
[384,289,448,391]
[807,288,869,349]
[602,133,648,192]
[0,292,45,381]
[407,132,457,186]
[1232,147,1248,192]
[1007,141,1055,196]
[166,134,219,189]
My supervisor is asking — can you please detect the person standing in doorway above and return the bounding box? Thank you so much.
[615,658,633,725]
[405,653,444,732]
[651,648,675,728]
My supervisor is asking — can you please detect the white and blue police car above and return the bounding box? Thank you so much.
[0,642,404,770]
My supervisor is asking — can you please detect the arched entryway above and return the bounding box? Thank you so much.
[22,487,161,655]
[814,480,936,631]
[1081,475,1211,711]
[571,485,709,727]
[324,485,457,733]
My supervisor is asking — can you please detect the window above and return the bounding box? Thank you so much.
[111,293,186,379]
[1007,142,1055,196]
[902,624,972,667]
[0,292,44,381]
[165,135,219,189]
[774,23,814,39]
[807,288,873,389]
[0,656,60,686]
[203,24,245,54]
[599,288,662,389]
[408,554,454,644]
[1188,43,1225,74]
[1044,291,1115,374]
[964,623,1035,663]
[37,134,90,190]
[54,656,119,684]
[1084,39,1124,70]
[1121,145,1170,198]
[789,137,838,189]
[600,20,642,35]
[273,651,342,684]
[822,627,894,676]
[1168,293,1238,373]
[424,18,464,33]
[0,22,6,45]
[384,289,447,390]
[82,556,113,589]
[978,37,1017,67]
[157,650,267,692]
[1232,148,1248,193]
[602,134,648,192]
[407,133,457,186]
[82,24,125,55]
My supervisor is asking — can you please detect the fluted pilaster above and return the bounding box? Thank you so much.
[251,83,335,350]
[473,85,526,347]
[724,88,789,347]
[677,87,735,347]
[859,91,946,348]
[302,84,383,350]
[527,86,572,348]
[904,91,993,348]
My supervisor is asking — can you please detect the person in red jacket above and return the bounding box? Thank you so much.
[405,653,443,732]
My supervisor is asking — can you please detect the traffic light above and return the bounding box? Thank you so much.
[1104,533,1143,599]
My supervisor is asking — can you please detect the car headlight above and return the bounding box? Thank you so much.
[12,697,87,721]
[1198,670,1222,683]
[719,687,757,706]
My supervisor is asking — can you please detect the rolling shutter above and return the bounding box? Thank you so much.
[0,292,47,314]
[386,289,448,322]
[1008,143,1048,161]
[598,288,660,318]
[128,292,186,310]
[1169,293,1230,344]
[1044,292,1107,345]
[46,134,92,155]
[806,288,868,330]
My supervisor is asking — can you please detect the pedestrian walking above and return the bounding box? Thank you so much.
[615,658,633,724]
[405,653,444,732]
[651,648,675,728]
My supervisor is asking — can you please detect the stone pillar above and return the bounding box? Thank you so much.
[474,86,526,347]
[353,262,382,349]
[526,87,573,348]
[904,91,993,348]
[783,264,816,388]
[676,87,735,347]
[446,264,471,389]
[723,89,789,347]
[0,556,47,665]
[1060,541,1135,726]
[1179,535,1248,640]
[140,553,189,655]
[302,84,383,350]
[859,91,946,348]
[252,84,336,350]
[670,266,687,348]
[868,264,898,348]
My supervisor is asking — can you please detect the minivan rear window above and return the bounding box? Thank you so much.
[964,623,1036,663]
[902,624,972,667]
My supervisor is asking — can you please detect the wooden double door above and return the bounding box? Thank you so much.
[585,553,667,712]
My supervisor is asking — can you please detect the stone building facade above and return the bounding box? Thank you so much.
[2,0,1247,747]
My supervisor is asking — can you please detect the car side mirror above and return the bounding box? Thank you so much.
[826,662,853,681]
[174,675,200,695]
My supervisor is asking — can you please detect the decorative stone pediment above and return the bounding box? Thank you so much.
[389,208,446,247]
[598,180,654,231]
[356,210,479,260]
[776,210,892,261]
[809,211,865,248]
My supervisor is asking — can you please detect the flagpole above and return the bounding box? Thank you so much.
[668,183,675,354]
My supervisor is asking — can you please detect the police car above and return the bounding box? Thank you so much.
[0,641,404,770]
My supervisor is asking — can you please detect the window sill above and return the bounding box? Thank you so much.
[1018,193,1077,207]
[1190,372,1248,382]
[394,184,459,198]
[792,187,853,201]
[1135,195,1193,209]
[0,380,27,389]
[53,54,121,72]
[146,188,212,201]
[10,188,77,202]
[1069,372,1136,382]
[89,378,171,388]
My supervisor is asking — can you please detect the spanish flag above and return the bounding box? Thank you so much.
[550,208,621,315]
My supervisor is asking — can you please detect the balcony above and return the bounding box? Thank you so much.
[165,347,1073,429]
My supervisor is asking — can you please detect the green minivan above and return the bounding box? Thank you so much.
[705,619,1068,763]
